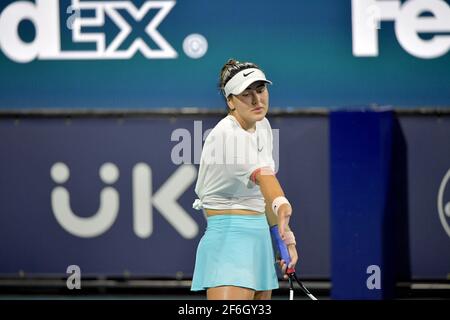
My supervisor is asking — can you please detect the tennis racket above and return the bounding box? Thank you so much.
[270,225,318,300]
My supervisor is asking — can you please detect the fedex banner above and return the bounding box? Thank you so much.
[0,0,449,108]
[1,114,449,279]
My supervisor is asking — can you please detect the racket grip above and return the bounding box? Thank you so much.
[270,225,295,274]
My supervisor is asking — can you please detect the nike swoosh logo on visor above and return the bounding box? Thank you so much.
[243,71,255,77]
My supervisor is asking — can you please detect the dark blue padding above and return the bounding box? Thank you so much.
[330,110,408,299]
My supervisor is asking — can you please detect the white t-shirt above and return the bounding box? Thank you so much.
[193,114,276,213]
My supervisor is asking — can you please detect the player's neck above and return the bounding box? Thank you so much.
[231,113,256,133]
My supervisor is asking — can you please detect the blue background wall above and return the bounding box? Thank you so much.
[1,114,449,280]
[0,116,330,277]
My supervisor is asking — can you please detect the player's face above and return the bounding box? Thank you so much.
[228,81,269,125]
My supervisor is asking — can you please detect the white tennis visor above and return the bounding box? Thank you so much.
[223,68,272,98]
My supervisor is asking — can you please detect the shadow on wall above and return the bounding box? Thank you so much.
[386,116,411,286]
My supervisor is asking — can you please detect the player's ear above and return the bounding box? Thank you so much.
[227,96,236,112]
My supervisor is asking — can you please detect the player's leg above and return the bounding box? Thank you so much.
[254,290,272,300]
[207,286,255,300]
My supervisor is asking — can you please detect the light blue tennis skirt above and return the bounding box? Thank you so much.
[191,214,279,291]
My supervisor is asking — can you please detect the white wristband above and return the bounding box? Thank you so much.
[272,196,290,216]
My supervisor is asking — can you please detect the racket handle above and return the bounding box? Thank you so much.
[270,225,295,274]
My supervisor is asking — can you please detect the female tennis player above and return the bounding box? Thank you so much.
[191,59,298,300]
